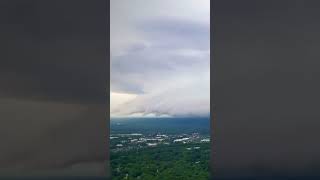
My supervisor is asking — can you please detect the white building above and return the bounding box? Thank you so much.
[147,143,157,147]
[201,138,210,142]
[173,138,190,142]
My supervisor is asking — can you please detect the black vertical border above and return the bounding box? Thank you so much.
[210,0,215,179]
[106,0,111,179]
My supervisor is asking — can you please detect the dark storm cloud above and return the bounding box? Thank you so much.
[213,0,320,178]
[0,0,108,177]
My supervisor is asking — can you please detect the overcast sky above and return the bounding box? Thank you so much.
[110,0,210,117]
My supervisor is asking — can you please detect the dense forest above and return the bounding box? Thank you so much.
[111,143,210,180]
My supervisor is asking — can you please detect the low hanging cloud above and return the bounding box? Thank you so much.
[112,80,210,117]
[111,18,210,117]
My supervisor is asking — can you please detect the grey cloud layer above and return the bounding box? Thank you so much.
[111,18,210,116]
[140,19,210,50]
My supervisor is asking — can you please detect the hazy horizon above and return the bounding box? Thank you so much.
[110,114,211,119]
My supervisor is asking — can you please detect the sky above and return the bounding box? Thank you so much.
[110,0,210,118]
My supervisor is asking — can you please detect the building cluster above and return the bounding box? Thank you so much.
[110,132,210,152]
